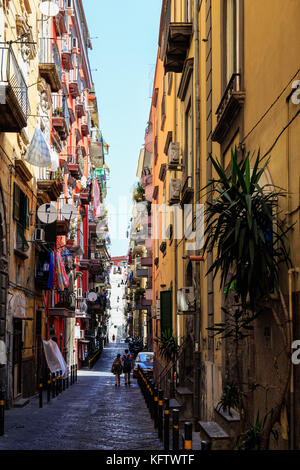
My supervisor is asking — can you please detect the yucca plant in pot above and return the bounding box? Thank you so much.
[202,147,292,448]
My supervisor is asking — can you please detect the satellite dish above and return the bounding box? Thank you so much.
[61,204,77,221]
[37,203,57,224]
[39,1,59,17]
[88,292,98,302]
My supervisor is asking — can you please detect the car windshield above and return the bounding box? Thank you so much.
[139,353,154,363]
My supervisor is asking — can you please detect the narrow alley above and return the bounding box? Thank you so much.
[0,344,162,451]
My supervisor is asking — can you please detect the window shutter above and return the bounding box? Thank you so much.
[160,290,173,335]
[13,183,20,222]
[26,196,30,230]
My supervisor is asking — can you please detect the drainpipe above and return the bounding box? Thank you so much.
[194,0,201,423]
[288,267,299,450]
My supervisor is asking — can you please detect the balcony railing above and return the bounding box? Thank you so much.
[52,93,70,140]
[0,45,29,132]
[39,38,62,92]
[61,38,73,70]
[212,73,246,144]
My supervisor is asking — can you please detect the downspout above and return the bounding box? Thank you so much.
[194,0,201,422]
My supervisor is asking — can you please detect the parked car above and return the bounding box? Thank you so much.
[133,351,154,378]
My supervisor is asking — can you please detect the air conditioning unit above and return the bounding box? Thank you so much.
[177,287,195,312]
[77,288,83,298]
[168,142,180,165]
[169,178,181,203]
[80,329,85,339]
[72,37,78,49]
[34,228,45,242]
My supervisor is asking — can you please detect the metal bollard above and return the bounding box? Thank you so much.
[47,372,51,403]
[0,388,5,436]
[148,379,154,418]
[172,409,180,451]
[201,440,212,451]
[52,373,56,398]
[62,374,66,392]
[59,370,62,393]
[70,365,73,385]
[153,385,158,428]
[184,422,193,450]
[75,364,78,382]
[66,369,69,389]
[158,389,164,440]
[56,371,59,395]
[39,377,43,408]
[164,398,170,450]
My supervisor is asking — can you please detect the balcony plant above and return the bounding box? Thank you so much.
[53,106,63,117]
[134,287,145,303]
[133,182,145,202]
[202,147,292,448]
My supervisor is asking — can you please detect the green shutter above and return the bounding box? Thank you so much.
[160,290,172,336]
[13,183,20,222]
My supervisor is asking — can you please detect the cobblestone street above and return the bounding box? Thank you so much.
[0,343,163,450]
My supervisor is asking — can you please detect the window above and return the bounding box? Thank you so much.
[160,290,172,335]
[13,183,30,230]
[224,0,238,86]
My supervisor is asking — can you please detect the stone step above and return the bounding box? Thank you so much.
[214,406,241,439]
[13,398,30,408]
[198,420,231,450]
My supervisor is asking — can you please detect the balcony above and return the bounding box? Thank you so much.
[54,2,68,36]
[78,259,90,271]
[37,178,63,202]
[0,45,29,132]
[69,71,81,98]
[61,41,73,70]
[39,38,62,92]
[136,268,149,278]
[75,97,85,118]
[56,219,70,236]
[212,73,246,144]
[81,116,89,136]
[49,290,76,318]
[80,191,90,205]
[163,5,193,74]
[180,175,193,205]
[141,257,152,267]
[52,93,70,141]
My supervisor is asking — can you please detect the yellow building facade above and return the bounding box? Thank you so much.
[150,0,300,449]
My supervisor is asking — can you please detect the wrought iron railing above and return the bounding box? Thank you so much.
[216,72,242,120]
[0,45,29,118]
[39,37,62,82]
[52,93,70,134]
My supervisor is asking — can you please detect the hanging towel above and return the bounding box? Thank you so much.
[93,178,101,218]
[47,251,54,289]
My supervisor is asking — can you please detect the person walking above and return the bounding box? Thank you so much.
[122,349,133,386]
[111,353,123,386]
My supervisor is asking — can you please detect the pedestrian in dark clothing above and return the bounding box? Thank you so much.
[122,349,133,385]
[111,354,122,386]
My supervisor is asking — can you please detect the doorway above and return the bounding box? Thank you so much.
[13,319,23,398]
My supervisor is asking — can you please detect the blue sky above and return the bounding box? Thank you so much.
[84,1,162,257]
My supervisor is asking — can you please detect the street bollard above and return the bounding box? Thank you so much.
[47,372,51,403]
[153,385,158,429]
[70,365,73,385]
[164,398,170,450]
[158,389,164,440]
[56,371,59,395]
[52,373,56,398]
[201,440,212,451]
[0,388,5,436]
[66,369,69,389]
[172,409,180,451]
[62,374,66,392]
[75,364,78,382]
[184,422,193,450]
[39,377,43,409]
[59,370,62,393]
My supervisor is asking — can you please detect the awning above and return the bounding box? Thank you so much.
[25,127,52,167]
